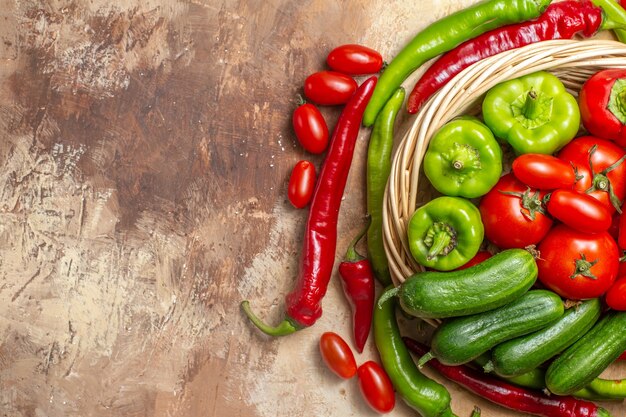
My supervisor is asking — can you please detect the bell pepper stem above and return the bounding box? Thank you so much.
[424,222,456,260]
[428,231,452,260]
[522,89,541,120]
[240,301,299,336]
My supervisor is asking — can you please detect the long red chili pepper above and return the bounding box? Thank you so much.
[240,76,377,336]
[403,338,613,417]
[406,1,603,114]
[338,219,375,353]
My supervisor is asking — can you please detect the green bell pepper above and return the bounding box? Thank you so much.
[407,196,484,271]
[423,116,503,198]
[482,71,580,155]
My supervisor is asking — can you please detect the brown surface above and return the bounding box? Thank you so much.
[0,1,624,416]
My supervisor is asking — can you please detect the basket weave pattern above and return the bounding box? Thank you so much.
[383,39,626,286]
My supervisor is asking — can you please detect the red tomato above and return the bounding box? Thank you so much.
[357,361,395,414]
[511,153,576,190]
[537,225,620,300]
[546,189,612,234]
[606,276,626,310]
[319,332,357,379]
[620,258,626,277]
[326,44,384,76]
[304,71,357,106]
[609,212,620,242]
[456,250,492,270]
[557,136,626,214]
[479,173,553,249]
[288,161,316,209]
[618,203,626,250]
[292,102,329,154]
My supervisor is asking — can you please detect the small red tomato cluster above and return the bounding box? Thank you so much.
[477,69,626,308]
[287,45,383,209]
[319,332,395,414]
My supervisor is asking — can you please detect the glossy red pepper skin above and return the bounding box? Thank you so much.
[338,223,375,353]
[407,1,603,114]
[404,338,612,417]
[241,76,377,336]
[579,69,626,147]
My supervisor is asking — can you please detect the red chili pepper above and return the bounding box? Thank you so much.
[406,1,603,114]
[240,76,377,336]
[338,220,375,353]
[403,338,612,417]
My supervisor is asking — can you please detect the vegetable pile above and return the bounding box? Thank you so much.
[241,0,626,415]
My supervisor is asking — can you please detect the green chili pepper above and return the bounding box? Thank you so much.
[362,0,551,126]
[407,196,484,271]
[367,87,405,286]
[482,71,580,155]
[424,116,502,199]
[590,0,626,42]
[374,287,457,417]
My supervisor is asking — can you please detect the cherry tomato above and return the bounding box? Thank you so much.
[537,225,620,300]
[609,212,620,242]
[479,173,553,249]
[546,189,612,234]
[456,250,492,270]
[319,332,357,379]
[288,161,316,209]
[357,361,395,414]
[619,258,626,277]
[606,276,626,310]
[511,153,576,190]
[557,136,626,214]
[326,44,383,76]
[304,71,357,106]
[292,102,329,154]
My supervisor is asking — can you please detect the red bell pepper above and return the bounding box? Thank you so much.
[579,69,626,147]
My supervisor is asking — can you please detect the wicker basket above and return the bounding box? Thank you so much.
[383,39,626,286]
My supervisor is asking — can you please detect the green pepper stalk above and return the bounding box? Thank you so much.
[482,71,580,155]
[362,0,551,126]
[366,87,405,286]
[423,116,503,198]
[407,196,484,271]
[591,0,626,42]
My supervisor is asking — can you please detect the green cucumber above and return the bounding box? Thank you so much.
[487,298,601,378]
[379,249,537,319]
[546,311,626,396]
[422,290,564,366]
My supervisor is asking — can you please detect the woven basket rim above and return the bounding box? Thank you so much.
[383,39,626,287]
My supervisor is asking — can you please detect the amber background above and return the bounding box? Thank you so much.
[0,0,624,416]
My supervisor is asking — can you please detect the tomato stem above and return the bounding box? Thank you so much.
[500,188,546,220]
[571,253,598,280]
[585,144,626,213]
